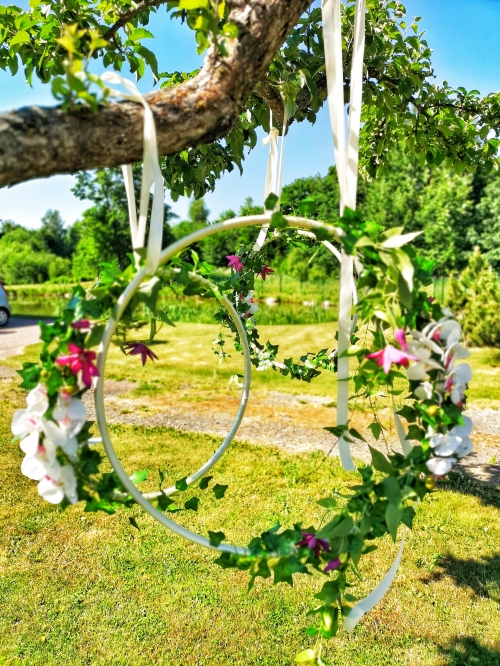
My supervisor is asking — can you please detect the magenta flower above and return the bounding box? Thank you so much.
[71,319,91,331]
[366,346,418,375]
[226,255,244,272]
[258,265,274,281]
[324,558,341,573]
[394,328,408,351]
[297,532,331,558]
[125,342,159,366]
[56,343,99,388]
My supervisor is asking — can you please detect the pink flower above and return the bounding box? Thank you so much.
[297,532,331,558]
[125,342,159,366]
[56,343,99,388]
[324,558,341,573]
[71,319,91,331]
[366,346,418,375]
[258,265,274,281]
[226,255,244,272]
[394,328,408,351]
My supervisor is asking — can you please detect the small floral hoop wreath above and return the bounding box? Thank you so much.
[95,214,343,553]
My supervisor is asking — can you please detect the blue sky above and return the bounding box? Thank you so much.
[1,0,499,228]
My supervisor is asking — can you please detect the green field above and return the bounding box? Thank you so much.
[1,324,499,665]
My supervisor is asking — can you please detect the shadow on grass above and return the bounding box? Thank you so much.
[438,636,500,666]
[421,553,500,601]
[439,470,500,509]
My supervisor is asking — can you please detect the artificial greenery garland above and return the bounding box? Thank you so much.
[11,209,473,666]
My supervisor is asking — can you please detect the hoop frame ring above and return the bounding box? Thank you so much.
[95,215,355,554]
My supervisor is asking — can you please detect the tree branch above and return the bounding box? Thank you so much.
[0,0,313,188]
[102,0,171,41]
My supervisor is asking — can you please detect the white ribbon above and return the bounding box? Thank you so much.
[101,72,165,275]
[253,108,288,251]
[322,0,366,471]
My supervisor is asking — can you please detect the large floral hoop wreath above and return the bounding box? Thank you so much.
[11,205,474,664]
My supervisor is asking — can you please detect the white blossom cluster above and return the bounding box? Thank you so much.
[11,384,87,505]
[407,310,473,476]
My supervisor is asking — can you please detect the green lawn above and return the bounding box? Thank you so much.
[1,325,499,665]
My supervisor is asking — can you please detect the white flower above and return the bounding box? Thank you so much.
[426,457,457,475]
[42,419,79,460]
[38,465,78,505]
[11,383,49,457]
[26,383,49,415]
[414,382,434,400]
[406,343,444,381]
[430,433,462,456]
[445,363,472,405]
[450,416,473,437]
[455,436,473,457]
[21,437,59,481]
[52,392,87,437]
[242,294,258,316]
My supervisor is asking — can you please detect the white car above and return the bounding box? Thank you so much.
[0,283,11,326]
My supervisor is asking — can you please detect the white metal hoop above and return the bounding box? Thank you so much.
[95,215,356,554]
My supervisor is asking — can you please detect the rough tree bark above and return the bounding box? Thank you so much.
[0,0,313,188]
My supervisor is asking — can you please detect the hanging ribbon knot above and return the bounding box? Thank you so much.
[101,72,165,276]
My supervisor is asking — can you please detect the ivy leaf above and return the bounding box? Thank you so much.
[198,475,213,490]
[129,516,141,531]
[317,516,353,540]
[323,425,349,438]
[208,530,225,547]
[397,406,417,423]
[368,445,393,474]
[406,425,425,441]
[349,427,366,442]
[368,422,381,440]
[85,324,105,349]
[213,483,228,499]
[316,498,337,510]
[298,197,317,217]
[264,192,279,211]
[175,476,189,492]
[129,470,150,484]
[184,497,200,511]
[382,477,401,504]
[385,502,402,542]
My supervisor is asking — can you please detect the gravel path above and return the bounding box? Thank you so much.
[0,317,50,360]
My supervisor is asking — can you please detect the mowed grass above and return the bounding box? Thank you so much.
[1,324,500,665]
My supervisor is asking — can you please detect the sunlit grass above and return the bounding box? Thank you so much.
[1,326,499,665]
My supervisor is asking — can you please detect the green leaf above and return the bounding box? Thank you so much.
[298,197,317,217]
[349,427,366,442]
[368,445,393,474]
[222,22,238,38]
[382,477,401,504]
[385,502,402,542]
[129,516,141,531]
[208,530,225,547]
[184,496,200,511]
[156,310,175,326]
[317,516,353,540]
[85,324,105,348]
[213,483,228,499]
[198,475,213,490]
[264,192,279,210]
[294,649,316,663]
[179,0,209,7]
[368,422,381,440]
[129,470,150,484]
[127,28,154,42]
[316,498,337,510]
[10,30,31,45]
[323,425,349,438]
[175,476,189,491]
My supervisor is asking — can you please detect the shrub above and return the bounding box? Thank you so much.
[445,247,500,347]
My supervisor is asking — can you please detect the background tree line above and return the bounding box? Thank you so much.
[1,149,499,286]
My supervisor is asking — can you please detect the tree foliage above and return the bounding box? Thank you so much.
[0,0,499,197]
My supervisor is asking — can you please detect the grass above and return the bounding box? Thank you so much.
[1,326,499,665]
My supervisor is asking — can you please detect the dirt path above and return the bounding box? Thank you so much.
[83,380,500,487]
